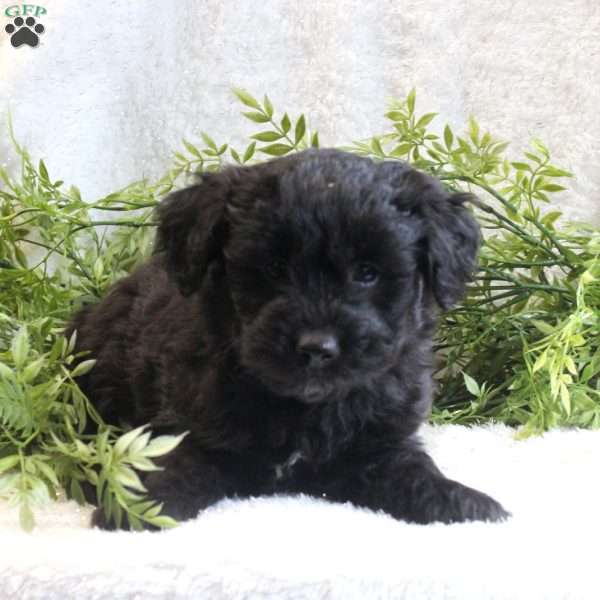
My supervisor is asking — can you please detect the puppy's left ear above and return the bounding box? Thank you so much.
[155,171,230,295]
[419,191,481,310]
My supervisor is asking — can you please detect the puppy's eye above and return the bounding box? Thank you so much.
[352,262,380,286]
[265,258,286,280]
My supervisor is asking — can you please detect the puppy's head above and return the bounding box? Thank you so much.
[156,149,480,403]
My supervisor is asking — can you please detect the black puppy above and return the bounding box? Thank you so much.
[68,149,508,528]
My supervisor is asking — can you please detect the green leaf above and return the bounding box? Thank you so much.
[415,112,437,129]
[69,185,82,203]
[19,502,35,532]
[541,211,563,227]
[564,356,577,375]
[141,501,164,519]
[233,88,262,111]
[0,165,11,186]
[463,372,480,396]
[280,113,291,134]
[538,183,566,193]
[128,456,160,472]
[38,159,49,182]
[444,125,454,150]
[491,141,510,155]
[182,139,202,158]
[130,500,158,515]
[127,512,142,531]
[11,326,30,370]
[390,143,412,157]
[559,383,571,414]
[70,359,96,378]
[84,468,98,486]
[295,115,306,145]
[141,432,187,458]
[385,111,407,122]
[468,117,480,145]
[128,430,151,456]
[243,142,256,162]
[426,149,442,161]
[93,257,104,281]
[14,246,28,269]
[22,357,44,383]
[406,89,416,115]
[263,95,274,118]
[311,132,319,148]
[258,143,294,157]
[0,455,20,475]
[0,362,13,379]
[146,514,178,529]
[570,335,586,347]
[115,465,147,492]
[33,458,60,487]
[114,425,148,456]
[532,350,548,373]
[251,131,283,142]
[70,478,86,504]
[523,151,542,163]
[174,152,187,163]
[582,349,600,382]
[531,320,555,335]
[540,166,573,178]
[370,137,385,156]
[531,138,550,157]
[241,111,270,124]
[66,331,78,356]
[200,132,218,151]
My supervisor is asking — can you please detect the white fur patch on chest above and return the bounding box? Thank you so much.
[274,450,305,480]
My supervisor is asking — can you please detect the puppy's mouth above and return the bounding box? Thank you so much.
[253,368,344,404]
[300,379,337,404]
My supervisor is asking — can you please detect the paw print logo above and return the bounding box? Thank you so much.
[5,16,45,48]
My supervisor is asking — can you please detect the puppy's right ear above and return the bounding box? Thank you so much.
[155,173,229,296]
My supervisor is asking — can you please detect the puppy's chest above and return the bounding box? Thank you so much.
[255,420,312,484]
[273,449,305,482]
[259,421,338,489]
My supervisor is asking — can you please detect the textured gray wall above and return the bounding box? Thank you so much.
[1,0,599,222]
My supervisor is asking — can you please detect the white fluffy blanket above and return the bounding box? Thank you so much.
[1,424,598,599]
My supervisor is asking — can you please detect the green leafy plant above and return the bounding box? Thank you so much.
[0,127,184,530]
[1,88,598,530]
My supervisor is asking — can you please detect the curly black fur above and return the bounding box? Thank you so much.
[67,149,508,529]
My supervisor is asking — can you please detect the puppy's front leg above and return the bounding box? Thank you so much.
[331,441,509,524]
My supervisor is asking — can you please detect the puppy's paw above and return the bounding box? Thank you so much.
[405,477,510,524]
[436,479,510,524]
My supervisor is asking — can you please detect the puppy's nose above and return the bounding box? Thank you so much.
[297,331,340,367]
